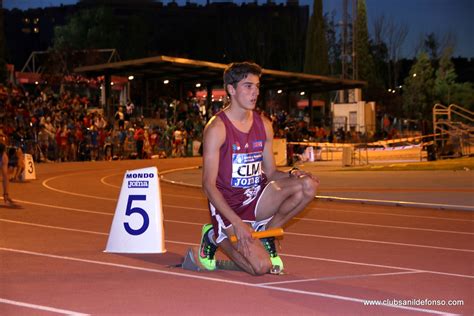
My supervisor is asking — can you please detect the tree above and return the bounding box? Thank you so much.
[434,47,457,105]
[434,47,474,110]
[54,7,121,52]
[354,0,375,86]
[415,32,456,62]
[303,0,330,125]
[324,11,341,76]
[304,0,329,75]
[373,14,408,88]
[402,52,434,119]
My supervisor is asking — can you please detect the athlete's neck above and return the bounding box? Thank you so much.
[225,105,252,123]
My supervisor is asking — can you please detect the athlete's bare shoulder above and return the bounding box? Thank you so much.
[203,114,226,148]
[259,112,274,138]
[204,114,225,134]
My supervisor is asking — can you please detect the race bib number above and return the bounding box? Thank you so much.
[231,152,262,188]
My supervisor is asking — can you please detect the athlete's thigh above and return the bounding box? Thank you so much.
[255,177,302,221]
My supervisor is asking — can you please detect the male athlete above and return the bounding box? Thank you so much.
[200,62,319,275]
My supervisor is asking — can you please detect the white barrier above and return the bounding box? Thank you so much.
[273,138,287,166]
[105,166,166,253]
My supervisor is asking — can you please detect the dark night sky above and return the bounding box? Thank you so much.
[4,0,473,58]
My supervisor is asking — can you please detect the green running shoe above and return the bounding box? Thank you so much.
[198,224,217,271]
[261,237,284,270]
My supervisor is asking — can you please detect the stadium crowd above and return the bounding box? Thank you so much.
[0,82,382,176]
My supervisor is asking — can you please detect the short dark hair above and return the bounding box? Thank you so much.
[223,62,262,95]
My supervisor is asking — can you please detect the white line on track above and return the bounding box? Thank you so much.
[292,217,474,235]
[2,218,473,279]
[306,206,474,223]
[0,298,89,316]
[0,247,458,316]
[7,197,474,253]
[79,172,474,223]
[258,271,422,286]
[42,175,474,234]
[288,231,474,253]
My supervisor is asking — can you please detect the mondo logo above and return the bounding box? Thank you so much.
[126,173,155,179]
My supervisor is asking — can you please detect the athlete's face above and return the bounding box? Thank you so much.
[228,73,260,110]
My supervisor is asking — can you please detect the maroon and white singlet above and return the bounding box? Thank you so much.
[209,110,269,242]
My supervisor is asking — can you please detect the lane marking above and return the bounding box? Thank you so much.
[288,231,474,253]
[0,298,89,316]
[158,166,474,210]
[317,195,474,211]
[38,178,474,234]
[0,247,458,316]
[291,217,474,235]
[4,199,473,253]
[5,199,473,252]
[258,271,422,286]
[2,219,473,279]
[67,171,474,218]
[306,206,474,223]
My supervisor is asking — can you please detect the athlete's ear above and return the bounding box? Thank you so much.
[227,84,236,96]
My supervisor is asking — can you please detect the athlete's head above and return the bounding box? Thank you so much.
[224,62,262,97]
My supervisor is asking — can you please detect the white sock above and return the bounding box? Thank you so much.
[207,229,217,246]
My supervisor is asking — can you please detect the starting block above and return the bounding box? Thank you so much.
[180,247,245,272]
[181,247,204,272]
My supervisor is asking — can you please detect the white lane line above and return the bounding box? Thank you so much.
[5,198,474,254]
[317,195,474,211]
[8,199,113,215]
[0,298,89,316]
[258,271,422,286]
[0,247,457,316]
[158,166,474,211]
[292,217,474,235]
[62,170,474,222]
[288,231,474,253]
[9,194,474,236]
[306,206,474,223]
[2,219,473,279]
[43,177,117,201]
[7,199,473,253]
[100,173,123,188]
[44,175,474,235]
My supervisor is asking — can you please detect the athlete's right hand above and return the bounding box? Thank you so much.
[233,221,254,258]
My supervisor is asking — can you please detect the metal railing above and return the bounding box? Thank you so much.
[433,103,473,158]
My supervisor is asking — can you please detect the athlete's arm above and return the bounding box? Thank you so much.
[261,114,288,181]
[202,116,253,254]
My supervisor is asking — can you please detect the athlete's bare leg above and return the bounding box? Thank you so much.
[255,175,318,228]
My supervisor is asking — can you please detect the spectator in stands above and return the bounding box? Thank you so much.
[134,123,145,159]
[125,100,135,121]
[114,106,125,128]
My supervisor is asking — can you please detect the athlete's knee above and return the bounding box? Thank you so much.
[302,176,318,199]
[252,258,272,276]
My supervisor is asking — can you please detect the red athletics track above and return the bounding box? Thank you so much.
[1,158,472,315]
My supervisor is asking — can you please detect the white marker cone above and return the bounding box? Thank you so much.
[105,166,166,253]
[22,154,36,180]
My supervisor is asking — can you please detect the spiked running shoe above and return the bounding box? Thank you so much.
[198,224,218,271]
[261,237,284,270]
